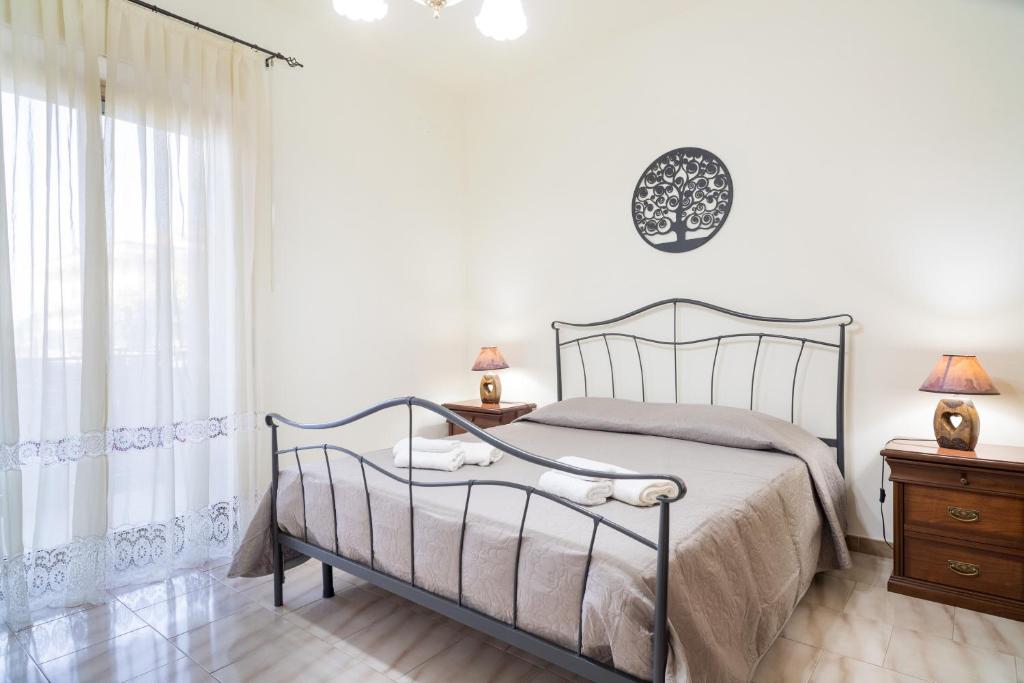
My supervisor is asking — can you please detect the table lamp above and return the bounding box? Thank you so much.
[919,354,999,451]
[472,346,508,404]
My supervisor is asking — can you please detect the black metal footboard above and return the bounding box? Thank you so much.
[265,396,686,683]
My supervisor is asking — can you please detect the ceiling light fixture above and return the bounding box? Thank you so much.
[332,0,389,22]
[332,0,527,40]
[475,0,526,41]
[413,0,465,20]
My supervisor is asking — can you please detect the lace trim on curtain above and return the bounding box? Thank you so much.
[0,413,258,470]
[1,498,239,614]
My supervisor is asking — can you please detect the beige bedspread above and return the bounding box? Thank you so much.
[230,398,849,683]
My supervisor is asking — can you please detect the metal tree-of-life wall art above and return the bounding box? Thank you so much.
[632,147,733,253]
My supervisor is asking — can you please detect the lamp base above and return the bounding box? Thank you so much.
[479,374,502,404]
[933,398,980,451]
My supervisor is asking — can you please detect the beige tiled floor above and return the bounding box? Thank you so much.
[754,552,1024,683]
[2,551,1021,682]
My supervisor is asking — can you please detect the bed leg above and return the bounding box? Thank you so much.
[321,561,335,598]
[652,498,670,683]
[273,543,285,607]
[269,418,285,607]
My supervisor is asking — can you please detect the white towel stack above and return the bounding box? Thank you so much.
[559,456,679,506]
[462,442,503,466]
[537,456,679,507]
[392,437,502,471]
[393,448,464,472]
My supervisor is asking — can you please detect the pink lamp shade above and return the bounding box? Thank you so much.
[472,347,509,372]
[919,355,999,395]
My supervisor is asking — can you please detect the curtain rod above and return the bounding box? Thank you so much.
[124,0,304,68]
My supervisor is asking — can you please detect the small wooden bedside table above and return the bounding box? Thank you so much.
[442,400,536,436]
[882,438,1024,621]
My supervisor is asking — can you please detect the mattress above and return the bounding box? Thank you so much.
[230,398,849,683]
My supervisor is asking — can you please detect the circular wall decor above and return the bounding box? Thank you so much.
[631,147,733,253]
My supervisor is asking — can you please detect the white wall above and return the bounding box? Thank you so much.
[158,0,473,454]
[460,0,1024,539]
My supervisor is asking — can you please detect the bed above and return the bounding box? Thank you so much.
[230,299,854,683]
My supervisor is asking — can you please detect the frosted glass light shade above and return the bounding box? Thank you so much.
[475,0,527,41]
[333,0,389,22]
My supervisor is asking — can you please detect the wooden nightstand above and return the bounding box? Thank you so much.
[882,438,1024,621]
[442,400,536,436]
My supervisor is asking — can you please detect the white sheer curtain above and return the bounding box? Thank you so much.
[0,0,268,624]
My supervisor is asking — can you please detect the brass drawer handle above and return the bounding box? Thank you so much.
[948,560,980,577]
[947,506,980,523]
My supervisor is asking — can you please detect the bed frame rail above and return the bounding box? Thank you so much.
[266,396,686,683]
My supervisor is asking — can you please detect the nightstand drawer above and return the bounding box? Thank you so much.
[905,485,1024,549]
[470,414,502,428]
[444,401,536,436]
[451,414,501,434]
[888,461,1022,496]
[905,536,1024,601]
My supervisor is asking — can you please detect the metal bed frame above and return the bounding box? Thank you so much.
[265,299,852,683]
[553,298,853,475]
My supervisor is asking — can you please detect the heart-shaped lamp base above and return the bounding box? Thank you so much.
[932,398,980,451]
[479,374,502,404]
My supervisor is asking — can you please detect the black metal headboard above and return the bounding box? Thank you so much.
[551,299,853,475]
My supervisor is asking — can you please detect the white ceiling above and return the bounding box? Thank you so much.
[292,0,686,93]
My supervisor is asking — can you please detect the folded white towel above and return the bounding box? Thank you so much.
[462,442,503,466]
[537,470,613,506]
[393,437,460,456]
[613,478,678,507]
[558,456,678,507]
[394,449,464,472]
